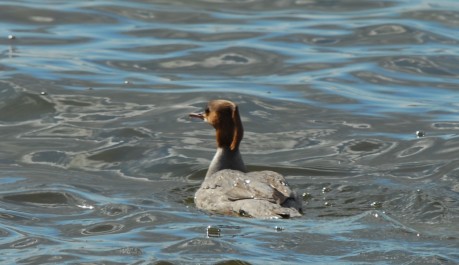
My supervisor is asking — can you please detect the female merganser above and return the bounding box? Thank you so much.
[190,100,302,218]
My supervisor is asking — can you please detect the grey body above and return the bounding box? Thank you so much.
[196,147,302,218]
[196,169,302,218]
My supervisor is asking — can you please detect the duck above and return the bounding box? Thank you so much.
[190,99,302,218]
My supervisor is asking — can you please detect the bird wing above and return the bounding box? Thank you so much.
[224,170,294,204]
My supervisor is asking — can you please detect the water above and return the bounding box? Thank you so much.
[1,0,459,264]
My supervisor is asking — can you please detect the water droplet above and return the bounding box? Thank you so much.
[322,187,331,193]
[324,201,331,206]
[274,226,284,232]
[238,209,249,217]
[302,192,312,200]
[8,34,15,40]
[416,130,425,138]
[40,91,47,95]
[244,179,251,184]
[370,201,382,208]
[206,225,221,238]
[124,80,131,85]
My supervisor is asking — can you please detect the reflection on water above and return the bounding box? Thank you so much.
[1,0,459,263]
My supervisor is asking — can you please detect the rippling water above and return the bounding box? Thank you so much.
[1,0,459,264]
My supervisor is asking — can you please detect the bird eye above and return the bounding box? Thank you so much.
[205,107,210,114]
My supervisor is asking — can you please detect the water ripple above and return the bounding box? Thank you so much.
[1,0,459,264]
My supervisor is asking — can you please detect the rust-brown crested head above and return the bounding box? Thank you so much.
[190,100,243,151]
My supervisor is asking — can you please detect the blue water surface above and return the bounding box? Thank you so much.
[1,0,459,264]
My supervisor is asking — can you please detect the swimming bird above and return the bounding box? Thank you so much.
[190,100,302,218]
